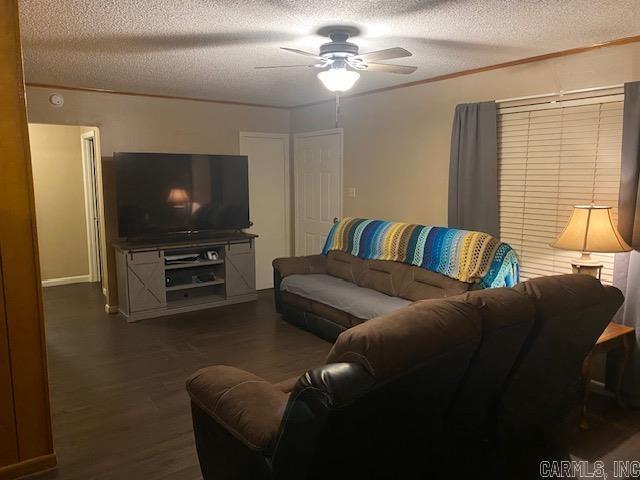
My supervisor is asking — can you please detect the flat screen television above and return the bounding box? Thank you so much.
[115,152,250,239]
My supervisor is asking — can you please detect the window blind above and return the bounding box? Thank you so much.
[498,90,624,284]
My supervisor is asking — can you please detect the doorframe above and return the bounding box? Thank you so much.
[239,132,292,256]
[80,129,102,283]
[293,128,344,255]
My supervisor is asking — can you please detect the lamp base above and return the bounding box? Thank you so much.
[571,252,603,280]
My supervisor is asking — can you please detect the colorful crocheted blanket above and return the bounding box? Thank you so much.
[321,218,519,288]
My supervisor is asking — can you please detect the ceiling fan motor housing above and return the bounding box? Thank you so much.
[320,30,360,59]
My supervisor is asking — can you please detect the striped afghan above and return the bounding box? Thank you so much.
[321,218,520,288]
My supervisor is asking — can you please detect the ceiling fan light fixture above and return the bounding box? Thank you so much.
[317,67,360,92]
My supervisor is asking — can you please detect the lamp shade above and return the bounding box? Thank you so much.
[167,188,190,203]
[550,205,631,253]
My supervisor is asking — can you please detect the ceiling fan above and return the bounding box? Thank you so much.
[255,28,418,92]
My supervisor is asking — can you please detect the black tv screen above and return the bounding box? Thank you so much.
[115,153,250,238]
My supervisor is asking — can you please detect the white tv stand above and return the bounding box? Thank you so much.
[114,233,257,322]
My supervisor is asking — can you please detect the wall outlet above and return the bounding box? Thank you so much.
[345,187,356,198]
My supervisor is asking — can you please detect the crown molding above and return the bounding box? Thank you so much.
[291,34,640,109]
[24,82,289,110]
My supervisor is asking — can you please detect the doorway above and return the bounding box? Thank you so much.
[28,124,104,288]
[293,129,343,255]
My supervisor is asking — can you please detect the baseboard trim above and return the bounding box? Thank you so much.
[41,275,90,287]
[104,304,118,314]
[0,453,57,480]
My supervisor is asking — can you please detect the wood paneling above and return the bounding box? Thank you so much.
[0,455,57,480]
[0,0,55,477]
[0,253,18,466]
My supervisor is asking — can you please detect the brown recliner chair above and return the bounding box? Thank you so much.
[438,275,624,478]
[490,275,624,478]
[500,274,624,430]
[187,297,484,480]
[187,275,624,480]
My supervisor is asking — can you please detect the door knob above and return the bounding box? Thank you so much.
[333,217,339,224]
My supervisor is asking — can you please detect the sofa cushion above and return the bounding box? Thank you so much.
[272,254,327,278]
[327,251,471,300]
[357,259,409,296]
[399,266,471,300]
[278,252,472,303]
[326,251,365,283]
[280,274,411,320]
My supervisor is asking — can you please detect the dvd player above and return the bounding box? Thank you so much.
[165,253,200,264]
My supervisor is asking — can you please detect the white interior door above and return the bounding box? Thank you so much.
[240,132,290,290]
[294,129,343,255]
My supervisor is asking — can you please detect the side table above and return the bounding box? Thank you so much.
[581,322,635,429]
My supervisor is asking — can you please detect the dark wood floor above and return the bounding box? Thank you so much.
[38,283,639,479]
[38,283,330,480]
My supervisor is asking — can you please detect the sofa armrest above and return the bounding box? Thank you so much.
[272,255,327,313]
[186,365,288,453]
[272,255,327,278]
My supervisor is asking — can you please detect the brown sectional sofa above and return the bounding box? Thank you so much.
[187,274,623,480]
[273,251,471,340]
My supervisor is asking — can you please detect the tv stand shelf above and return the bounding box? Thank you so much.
[114,233,257,322]
[164,259,224,270]
[166,278,225,292]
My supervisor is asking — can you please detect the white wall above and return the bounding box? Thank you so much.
[29,123,89,282]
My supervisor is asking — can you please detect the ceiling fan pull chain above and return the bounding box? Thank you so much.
[335,92,341,128]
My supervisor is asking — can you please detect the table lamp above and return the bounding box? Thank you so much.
[550,205,631,279]
[167,188,190,208]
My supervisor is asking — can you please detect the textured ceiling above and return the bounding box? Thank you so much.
[19,0,640,107]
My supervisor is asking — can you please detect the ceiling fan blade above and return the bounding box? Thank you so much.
[280,47,323,59]
[358,47,412,62]
[255,64,319,69]
[365,63,418,74]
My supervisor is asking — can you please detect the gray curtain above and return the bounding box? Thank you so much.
[612,81,640,407]
[448,101,498,236]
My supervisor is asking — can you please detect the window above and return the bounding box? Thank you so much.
[498,88,624,284]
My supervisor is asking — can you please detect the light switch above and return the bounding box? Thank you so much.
[345,187,356,198]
